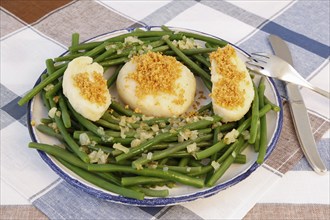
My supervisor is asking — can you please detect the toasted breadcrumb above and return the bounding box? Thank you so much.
[73,72,108,105]
[209,45,246,109]
[128,51,183,103]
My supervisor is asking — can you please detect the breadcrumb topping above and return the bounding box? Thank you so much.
[128,51,183,103]
[210,45,246,109]
[73,72,108,105]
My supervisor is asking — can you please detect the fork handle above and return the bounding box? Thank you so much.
[290,74,330,99]
[312,86,330,99]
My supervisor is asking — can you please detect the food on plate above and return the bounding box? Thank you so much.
[210,45,254,122]
[19,27,281,201]
[62,56,111,121]
[116,51,196,117]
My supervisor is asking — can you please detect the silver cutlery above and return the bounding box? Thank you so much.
[246,53,330,99]
[264,34,327,174]
[245,35,328,174]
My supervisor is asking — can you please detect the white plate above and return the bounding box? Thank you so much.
[27,26,283,206]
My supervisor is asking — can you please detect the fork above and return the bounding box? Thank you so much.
[246,52,330,99]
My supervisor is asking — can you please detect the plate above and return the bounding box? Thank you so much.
[27,26,283,206]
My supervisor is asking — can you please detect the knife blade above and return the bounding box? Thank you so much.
[269,35,327,174]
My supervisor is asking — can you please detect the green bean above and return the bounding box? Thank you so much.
[96,172,121,185]
[254,123,261,152]
[178,157,190,167]
[181,48,216,55]
[195,104,271,160]
[178,31,227,47]
[46,59,55,75]
[182,115,221,130]
[70,33,80,53]
[94,119,120,131]
[142,117,169,126]
[18,65,67,106]
[264,95,281,112]
[198,102,212,113]
[40,118,53,124]
[73,131,101,142]
[139,36,162,42]
[194,139,227,160]
[161,25,172,32]
[206,137,246,186]
[159,158,168,165]
[151,45,170,53]
[205,42,216,48]
[28,142,88,169]
[93,48,117,63]
[164,38,211,81]
[84,42,107,57]
[236,104,272,133]
[193,54,211,68]
[234,153,246,164]
[101,112,120,124]
[49,98,90,163]
[58,94,71,128]
[107,129,135,138]
[117,116,220,163]
[248,82,259,144]
[105,31,172,43]
[191,167,214,177]
[73,131,134,145]
[130,186,169,198]
[74,129,135,139]
[107,64,123,88]
[100,57,128,67]
[87,164,204,188]
[110,101,140,117]
[204,125,221,182]
[121,176,167,186]
[36,124,63,140]
[67,102,111,141]
[132,134,212,168]
[168,151,192,158]
[40,75,51,110]
[69,41,102,53]
[107,40,165,60]
[156,165,202,174]
[57,158,145,200]
[54,53,83,62]
[116,132,175,163]
[218,122,238,132]
[45,81,62,99]
[87,144,114,154]
[257,77,268,164]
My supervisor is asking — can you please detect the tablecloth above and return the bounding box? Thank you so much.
[1,0,329,219]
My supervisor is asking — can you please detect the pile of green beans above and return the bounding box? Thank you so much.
[21,26,280,200]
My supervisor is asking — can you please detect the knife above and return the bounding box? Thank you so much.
[269,35,327,174]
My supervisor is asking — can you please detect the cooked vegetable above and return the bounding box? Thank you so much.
[21,27,281,200]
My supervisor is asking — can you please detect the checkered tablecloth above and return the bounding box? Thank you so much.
[1,1,329,219]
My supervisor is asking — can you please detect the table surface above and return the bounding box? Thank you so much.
[1,1,329,219]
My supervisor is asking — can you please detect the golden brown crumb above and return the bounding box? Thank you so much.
[134,108,142,113]
[128,51,182,102]
[209,45,245,109]
[30,120,36,126]
[53,96,60,103]
[172,88,186,105]
[73,72,108,105]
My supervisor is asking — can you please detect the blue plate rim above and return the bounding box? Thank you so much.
[27,26,283,207]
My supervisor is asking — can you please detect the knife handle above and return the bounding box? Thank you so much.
[286,83,327,174]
